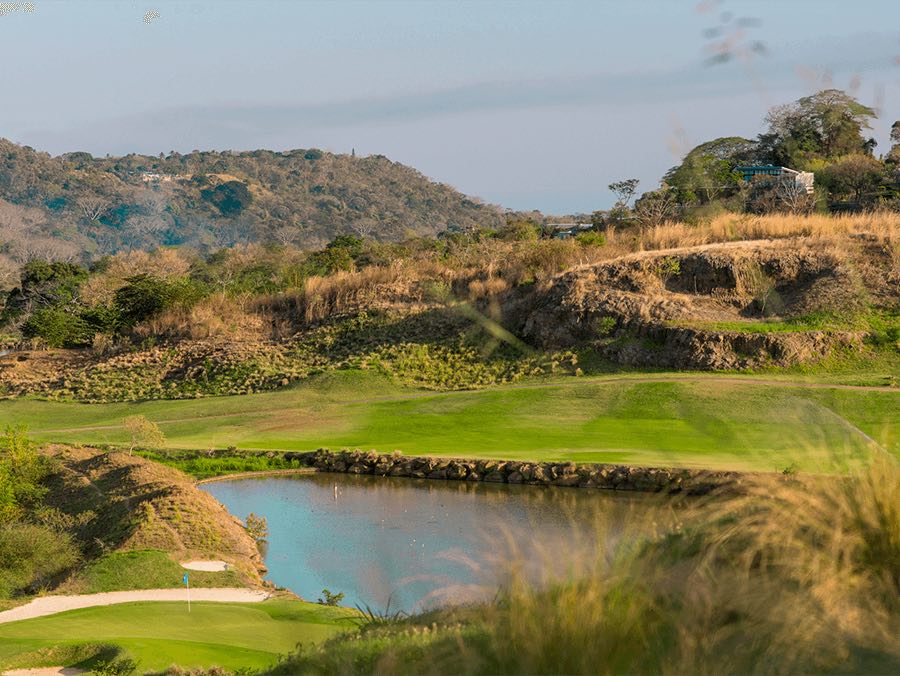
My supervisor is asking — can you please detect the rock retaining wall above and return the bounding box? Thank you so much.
[282,449,742,495]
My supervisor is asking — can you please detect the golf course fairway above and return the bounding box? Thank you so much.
[0,599,356,672]
[0,371,894,471]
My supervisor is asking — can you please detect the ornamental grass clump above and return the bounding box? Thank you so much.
[274,452,900,675]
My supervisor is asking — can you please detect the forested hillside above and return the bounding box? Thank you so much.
[0,139,503,266]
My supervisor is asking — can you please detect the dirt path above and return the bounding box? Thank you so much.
[36,374,896,436]
[0,588,269,625]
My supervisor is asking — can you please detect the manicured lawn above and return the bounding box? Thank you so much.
[0,371,895,471]
[0,599,356,672]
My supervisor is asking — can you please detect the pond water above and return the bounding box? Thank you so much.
[202,473,646,614]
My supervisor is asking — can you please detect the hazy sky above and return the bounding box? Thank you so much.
[1,0,899,212]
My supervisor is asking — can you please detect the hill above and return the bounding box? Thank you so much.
[0,138,504,260]
[0,213,895,403]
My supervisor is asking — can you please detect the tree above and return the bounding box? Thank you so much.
[664,137,757,204]
[349,218,378,240]
[634,186,680,226]
[886,121,900,165]
[201,180,252,216]
[820,154,884,204]
[123,415,166,454]
[76,195,110,223]
[113,274,183,327]
[758,89,877,168]
[774,179,815,215]
[608,179,640,208]
[271,224,303,247]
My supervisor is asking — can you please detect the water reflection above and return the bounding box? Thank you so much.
[202,473,647,613]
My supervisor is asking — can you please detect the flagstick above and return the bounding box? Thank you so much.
[187,575,191,613]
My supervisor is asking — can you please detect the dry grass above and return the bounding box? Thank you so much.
[80,248,195,307]
[641,211,900,251]
[257,263,445,326]
[288,453,900,675]
[477,454,900,675]
[136,292,265,341]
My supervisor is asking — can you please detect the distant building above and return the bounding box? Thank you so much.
[735,165,815,194]
[548,223,593,239]
[140,172,189,183]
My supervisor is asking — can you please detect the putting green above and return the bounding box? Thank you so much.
[0,371,895,471]
[0,599,355,672]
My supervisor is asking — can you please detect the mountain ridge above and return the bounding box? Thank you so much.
[0,138,505,259]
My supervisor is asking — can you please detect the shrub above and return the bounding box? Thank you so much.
[22,307,94,348]
[0,523,79,597]
[575,231,606,247]
[123,415,166,454]
[0,427,51,523]
[114,274,202,328]
[317,588,345,606]
[245,513,268,541]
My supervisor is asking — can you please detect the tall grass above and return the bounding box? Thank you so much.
[642,211,900,251]
[274,454,900,675]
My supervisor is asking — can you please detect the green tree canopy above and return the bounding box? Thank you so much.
[757,89,877,168]
[664,137,758,204]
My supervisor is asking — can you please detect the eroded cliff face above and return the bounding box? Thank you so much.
[509,237,896,369]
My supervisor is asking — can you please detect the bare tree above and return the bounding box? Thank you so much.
[775,179,814,215]
[0,254,20,291]
[271,224,303,247]
[76,195,111,222]
[349,218,378,240]
[8,236,79,263]
[635,187,679,227]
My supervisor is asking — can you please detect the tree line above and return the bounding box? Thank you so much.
[601,89,900,227]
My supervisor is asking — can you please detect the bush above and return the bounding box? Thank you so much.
[114,274,202,328]
[0,523,79,597]
[0,427,52,522]
[317,588,345,606]
[22,307,95,348]
[574,231,606,247]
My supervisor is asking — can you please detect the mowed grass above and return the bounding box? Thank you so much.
[0,371,896,471]
[0,599,356,672]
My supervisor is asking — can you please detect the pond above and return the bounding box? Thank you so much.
[202,473,647,614]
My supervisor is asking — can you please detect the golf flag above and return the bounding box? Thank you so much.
[183,572,191,612]
[183,573,189,586]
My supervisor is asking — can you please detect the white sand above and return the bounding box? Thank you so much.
[180,560,230,572]
[0,588,268,624]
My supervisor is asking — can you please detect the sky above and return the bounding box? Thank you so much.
[1,0,899,212]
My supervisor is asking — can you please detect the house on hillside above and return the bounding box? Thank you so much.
[140,172,190,183]
[735,165,815,194]
[548,223,593,239]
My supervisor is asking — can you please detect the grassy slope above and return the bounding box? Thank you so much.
[1,371,895,471]
[0,599,356,672]
[67,550,245,593]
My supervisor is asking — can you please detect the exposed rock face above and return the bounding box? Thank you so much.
[282,449,741,495]
[507,241,881,369]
